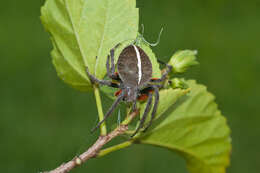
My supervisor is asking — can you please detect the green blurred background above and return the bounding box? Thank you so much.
[1,0,259,172]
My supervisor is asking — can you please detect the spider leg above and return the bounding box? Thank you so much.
[131,93,153,137]
[151,59,173,83]
[86,67,119,88]
[131,99,137,112]
[106,55,113,77]
[106,44,120,79]
[109,46,116,74]
[106,55,117,79]
[143,86,159,132]
[91,90,125,133]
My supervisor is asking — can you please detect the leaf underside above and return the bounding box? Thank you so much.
[138,80,231,173]
[41,0,139,91]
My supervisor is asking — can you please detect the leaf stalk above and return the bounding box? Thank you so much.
[97,140,133,158]
[93,85,107,136]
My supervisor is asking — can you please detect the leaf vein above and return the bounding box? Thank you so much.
[64,0,88,68]
[95,0,110,75]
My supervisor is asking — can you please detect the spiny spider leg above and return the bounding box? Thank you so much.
[106,55,117,79]
[151,59,173,83]
[109,46,116,74]
[143,86,159,132]
[106,55,113,77]
[86,67,119,88]
[106,44,120,79]
[131,92,153,137]
[131,99,137,112]
[91,90,125,133]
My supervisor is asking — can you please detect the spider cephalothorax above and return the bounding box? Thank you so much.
[86,44,172,136]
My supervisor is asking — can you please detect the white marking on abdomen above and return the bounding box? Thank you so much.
[133,45,142,84]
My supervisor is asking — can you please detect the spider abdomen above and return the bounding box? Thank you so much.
[117,45,152,87]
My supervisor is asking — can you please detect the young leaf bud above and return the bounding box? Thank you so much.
[169,50,199,73]
[170,78,189,89]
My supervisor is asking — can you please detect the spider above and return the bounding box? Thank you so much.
[86,43,172,137]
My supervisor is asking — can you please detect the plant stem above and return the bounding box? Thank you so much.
[97,141,133,158]
[93,85,107,136]
[46,111,139,173]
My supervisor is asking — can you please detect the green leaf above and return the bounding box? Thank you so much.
[138,80,231,173]
[169,50,199,73]
[41,0,139,91]
[138,87,190,127]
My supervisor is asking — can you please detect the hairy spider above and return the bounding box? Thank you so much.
[86,44,172,136]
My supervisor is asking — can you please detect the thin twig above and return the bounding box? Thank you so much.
[46,110,139,173]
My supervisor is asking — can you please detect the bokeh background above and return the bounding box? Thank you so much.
[1,0,259,172]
